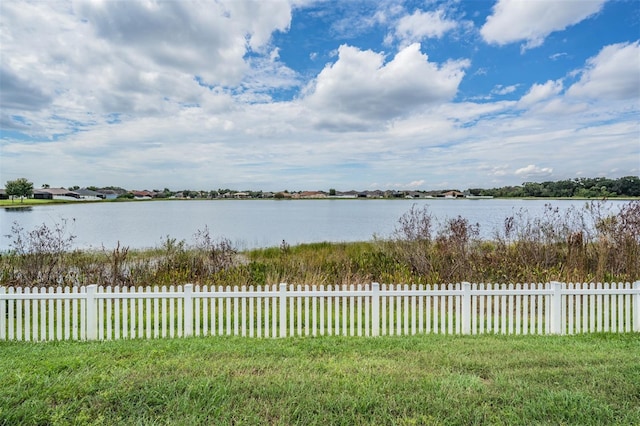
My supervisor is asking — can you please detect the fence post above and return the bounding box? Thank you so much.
[550,281,564,335]
[279,283,287,338]
[0,287,5,341]
[371,283,380,337]
[461,282,471,334]
[634,281,640,332]
[184,284,193,337]
[86,285,98,341]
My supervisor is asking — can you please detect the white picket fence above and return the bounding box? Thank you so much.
[1,282,639,341]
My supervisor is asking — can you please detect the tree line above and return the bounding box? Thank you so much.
[469,176,640,198]
[4,175,640,202]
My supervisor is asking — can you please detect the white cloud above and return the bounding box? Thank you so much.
[74,0,294,84]
[567,41,640,100]
[519,80,563,107]
[0,0,298,129]
[488,166,509,177]
[515,165,553,178]
[491,84,518,95]
[407,180,426,188]
[392,9,457,45]
[549,52,568,61]
[481,0,606,51]
[303,43,469,129]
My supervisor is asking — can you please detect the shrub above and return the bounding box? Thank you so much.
[1,201,637,288]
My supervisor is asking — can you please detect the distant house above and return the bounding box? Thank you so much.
[441,190,465,198]
[33,190,52,200]
[130,190,154,199]
[233,192,250,199]
[34,188,81,200]
[297,191,327,199]
[335,190,358,198]
[0,189,8,200]
[76,188,106,200]
[96,189,118,200]
[366,190,385,198]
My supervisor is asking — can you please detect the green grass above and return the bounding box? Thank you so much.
[0,199,62,207]
[1,334,638,425]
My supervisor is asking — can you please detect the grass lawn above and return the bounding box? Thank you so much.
[0,199,60,207]
[1,334,638,425]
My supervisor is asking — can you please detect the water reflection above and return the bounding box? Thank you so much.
[3,206,33,212]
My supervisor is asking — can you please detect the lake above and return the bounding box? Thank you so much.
[0,198,631,252]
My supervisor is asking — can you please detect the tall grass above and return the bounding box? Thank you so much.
[1,201,638,288]
[385,201,639,283]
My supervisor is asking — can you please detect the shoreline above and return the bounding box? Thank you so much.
[2,196,638,209]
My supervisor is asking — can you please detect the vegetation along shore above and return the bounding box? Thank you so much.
[2,200,638,288]
[1,175,639,205]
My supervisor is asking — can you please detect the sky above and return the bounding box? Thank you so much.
[1,0,639,192]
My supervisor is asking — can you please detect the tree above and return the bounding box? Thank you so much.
[6,178,34,203]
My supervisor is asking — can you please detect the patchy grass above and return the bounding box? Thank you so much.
[1,333,638,425]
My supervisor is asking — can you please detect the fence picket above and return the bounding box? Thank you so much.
[616,286,623,333]
[146,287,152,338]
[625,282,631,332]
[450,284,456,335]
[0,287,5,340]
[48,288,54,341]
[28,288,34,340]
[12,288,18,341]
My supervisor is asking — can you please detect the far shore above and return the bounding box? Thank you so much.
[2,196,638,209]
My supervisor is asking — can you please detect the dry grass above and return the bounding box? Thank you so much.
[1,201,638,288]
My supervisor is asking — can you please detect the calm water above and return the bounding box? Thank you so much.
[0,199,629,251]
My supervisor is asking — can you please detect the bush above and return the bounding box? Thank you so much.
[3,219,77,287]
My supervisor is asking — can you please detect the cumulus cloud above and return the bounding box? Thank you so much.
[481,0,606,51]
[567,41,640,100]
[75,0,293,84]
[303,43,469,129]
[515,164,553,178]
[0,0,299,128]
[392,9,457,45]
[519,80,563,107]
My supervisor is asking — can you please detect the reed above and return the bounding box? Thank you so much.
[1,201,638,288]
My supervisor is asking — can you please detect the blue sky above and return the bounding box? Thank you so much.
[1,0,638,191]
